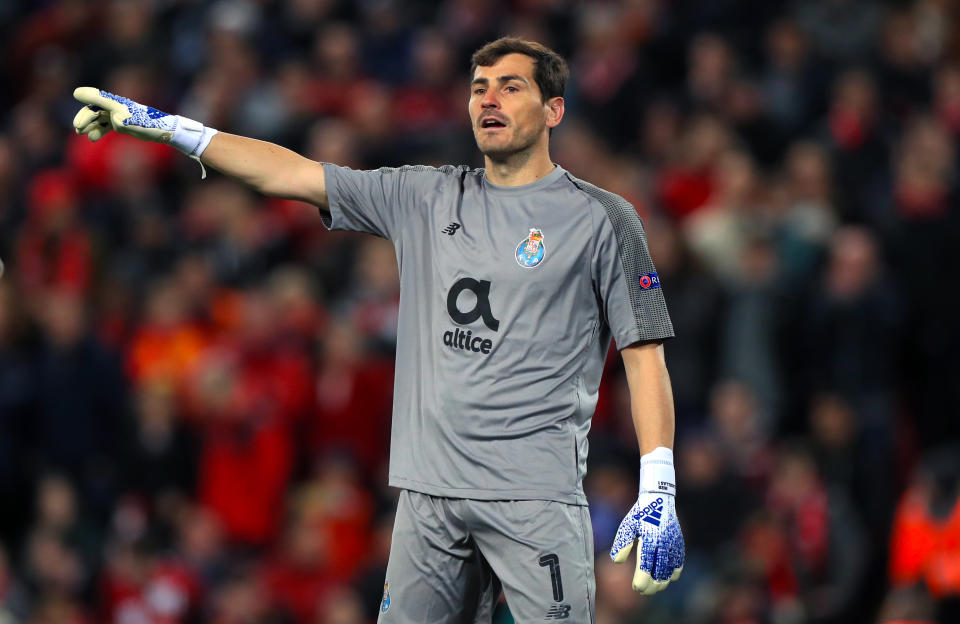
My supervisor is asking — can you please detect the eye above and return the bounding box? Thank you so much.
[505,85,519,93]
[473,87,486,95]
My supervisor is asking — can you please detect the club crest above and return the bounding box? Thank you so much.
[516,228,546,268]
[380,582,390,613]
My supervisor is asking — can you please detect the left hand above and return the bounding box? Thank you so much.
[610,491,684,594]
[610,446,684,594]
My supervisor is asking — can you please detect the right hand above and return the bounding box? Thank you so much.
[73,87,179,143]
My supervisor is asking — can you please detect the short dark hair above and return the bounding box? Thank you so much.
[470,37,568,102]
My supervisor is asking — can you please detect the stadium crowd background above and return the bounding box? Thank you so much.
[1,0,960,622]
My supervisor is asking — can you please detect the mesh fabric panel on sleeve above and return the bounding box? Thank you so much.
[567,174,675,342]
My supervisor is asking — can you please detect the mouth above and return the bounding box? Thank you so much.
[479,116,508,131]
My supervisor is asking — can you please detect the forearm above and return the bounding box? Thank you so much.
[200,132,328,207]
[621,342,675,455]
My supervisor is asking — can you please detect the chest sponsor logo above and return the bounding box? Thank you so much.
[443,277,499,355]
[516,228,546,268]
[447,278,499,330]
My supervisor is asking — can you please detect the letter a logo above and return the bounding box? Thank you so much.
[447,277,500,331]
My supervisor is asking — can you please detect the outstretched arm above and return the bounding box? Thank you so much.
[73,87,328,210]
[200,133,327,209]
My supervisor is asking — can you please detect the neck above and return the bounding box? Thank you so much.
[483,140,555,186]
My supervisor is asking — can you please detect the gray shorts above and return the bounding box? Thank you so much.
[377,490,596,623]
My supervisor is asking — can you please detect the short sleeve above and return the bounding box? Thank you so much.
[321,163,435,241]
[592,200,675,349]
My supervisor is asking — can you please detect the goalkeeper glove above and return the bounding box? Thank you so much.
[72,87,219,178]
[610,446,685,594]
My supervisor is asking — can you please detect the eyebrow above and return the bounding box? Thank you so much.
[470,75,531,87]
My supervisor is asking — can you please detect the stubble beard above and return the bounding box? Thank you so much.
[476,124,542,167]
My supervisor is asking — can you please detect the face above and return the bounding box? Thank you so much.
[469,53,561,161]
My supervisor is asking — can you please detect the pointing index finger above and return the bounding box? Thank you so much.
[72,87,126,115]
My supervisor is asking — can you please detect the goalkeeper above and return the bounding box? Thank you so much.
[74,37,683,622]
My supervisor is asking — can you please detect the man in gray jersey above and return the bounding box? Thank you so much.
[73,37,684,622]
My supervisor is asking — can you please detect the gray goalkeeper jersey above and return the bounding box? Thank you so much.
[321,163,673,505]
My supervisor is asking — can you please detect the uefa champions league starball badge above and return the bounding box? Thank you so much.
[516,228,545,268]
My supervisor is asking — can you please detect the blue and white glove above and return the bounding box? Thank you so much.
[72,87,218,177]
[610,447,684,594]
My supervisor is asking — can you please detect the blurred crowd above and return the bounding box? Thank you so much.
[2,0,960,622]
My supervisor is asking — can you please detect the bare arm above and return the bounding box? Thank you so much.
[621,341,675,455]
[200,132,329,211]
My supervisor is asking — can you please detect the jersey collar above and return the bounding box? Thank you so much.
[482,164,566,195]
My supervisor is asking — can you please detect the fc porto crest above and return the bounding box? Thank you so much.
[380,582,391,613]
[516,228,546,268]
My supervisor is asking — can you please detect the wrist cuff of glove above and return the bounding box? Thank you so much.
[640,446,676,496]
[170,116,218,158]
[170,116,218,178]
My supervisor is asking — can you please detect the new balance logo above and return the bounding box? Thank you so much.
[545,604,571,620]
[634,497,664,527]
[442,222,461,235]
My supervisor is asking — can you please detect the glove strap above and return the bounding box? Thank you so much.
[170,116,219,179]
[640,446,676,496]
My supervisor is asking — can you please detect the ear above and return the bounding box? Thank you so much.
[545,96,564,129]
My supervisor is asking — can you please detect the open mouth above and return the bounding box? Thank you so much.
[480,117,507,129]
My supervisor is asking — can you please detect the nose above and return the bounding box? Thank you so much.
[480,89,499,109]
